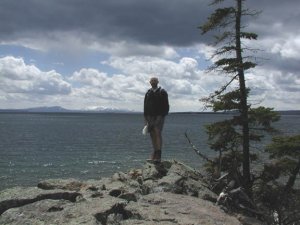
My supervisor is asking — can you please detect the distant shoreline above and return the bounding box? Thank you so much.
[0,109,299,115]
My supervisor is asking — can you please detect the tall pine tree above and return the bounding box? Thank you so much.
[199,0,278,192]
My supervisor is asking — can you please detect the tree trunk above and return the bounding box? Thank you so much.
[235,0,251,192]
[284,158,300,193]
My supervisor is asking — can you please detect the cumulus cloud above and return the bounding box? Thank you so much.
[105,56,205,80]
[0,51,299,111]
[70,69,142,102]
[246,66,300,109]
[0,0,299,110]
[270,36,300,60]
[0,56,71,95]
[67,55,233,111]
[91,40,178,58]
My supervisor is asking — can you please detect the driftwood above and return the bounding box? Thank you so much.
[214,172,229,181]
[184,132,214,164]
[216,186,264,217]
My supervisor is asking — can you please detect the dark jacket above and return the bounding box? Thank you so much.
[144,87,169,116]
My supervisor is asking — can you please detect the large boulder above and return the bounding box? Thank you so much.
[0,186,81,216]
[1,196,127,225]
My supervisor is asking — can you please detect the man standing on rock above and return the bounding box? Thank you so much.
[144,77,169,162]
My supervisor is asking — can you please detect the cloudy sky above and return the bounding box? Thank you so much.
[0,0,299,112]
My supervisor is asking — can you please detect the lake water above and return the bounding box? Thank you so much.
[0,112,299,190]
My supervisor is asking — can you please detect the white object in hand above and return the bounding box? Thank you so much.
[142,125,148,135]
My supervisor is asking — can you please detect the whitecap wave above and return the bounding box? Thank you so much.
[88,160,117,165]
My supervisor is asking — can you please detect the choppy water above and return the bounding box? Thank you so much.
[0,112,299,190]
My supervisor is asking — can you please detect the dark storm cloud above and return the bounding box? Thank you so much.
[1,0,299,77]
[0,0,298,46]
[263,55,300,75]
[0,0,211,46]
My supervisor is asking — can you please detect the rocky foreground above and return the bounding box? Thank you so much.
[0,160,263,224]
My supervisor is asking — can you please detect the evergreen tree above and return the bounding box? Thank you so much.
[265,135,300,193]
[199,0,278,192]
[256,135,300,224]
[197,0,299,221]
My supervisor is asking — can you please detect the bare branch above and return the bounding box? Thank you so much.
[184,132,214,163]
[241,8,262,17]
[200,74,239,103]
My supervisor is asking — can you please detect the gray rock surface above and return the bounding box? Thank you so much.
[124,192,241,225]
[0,160,258,224]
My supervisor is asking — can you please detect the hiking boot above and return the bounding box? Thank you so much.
[153,150,161,162]
[147,150,161,163]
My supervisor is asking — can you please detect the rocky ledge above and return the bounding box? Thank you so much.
[0,160,262,224]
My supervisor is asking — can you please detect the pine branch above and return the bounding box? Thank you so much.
[282,214,300,225]
[201,74,239,102]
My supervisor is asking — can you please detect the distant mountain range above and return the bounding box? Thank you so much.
[0,106,137,113]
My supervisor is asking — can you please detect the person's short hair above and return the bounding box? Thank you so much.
[150,77,159,82]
